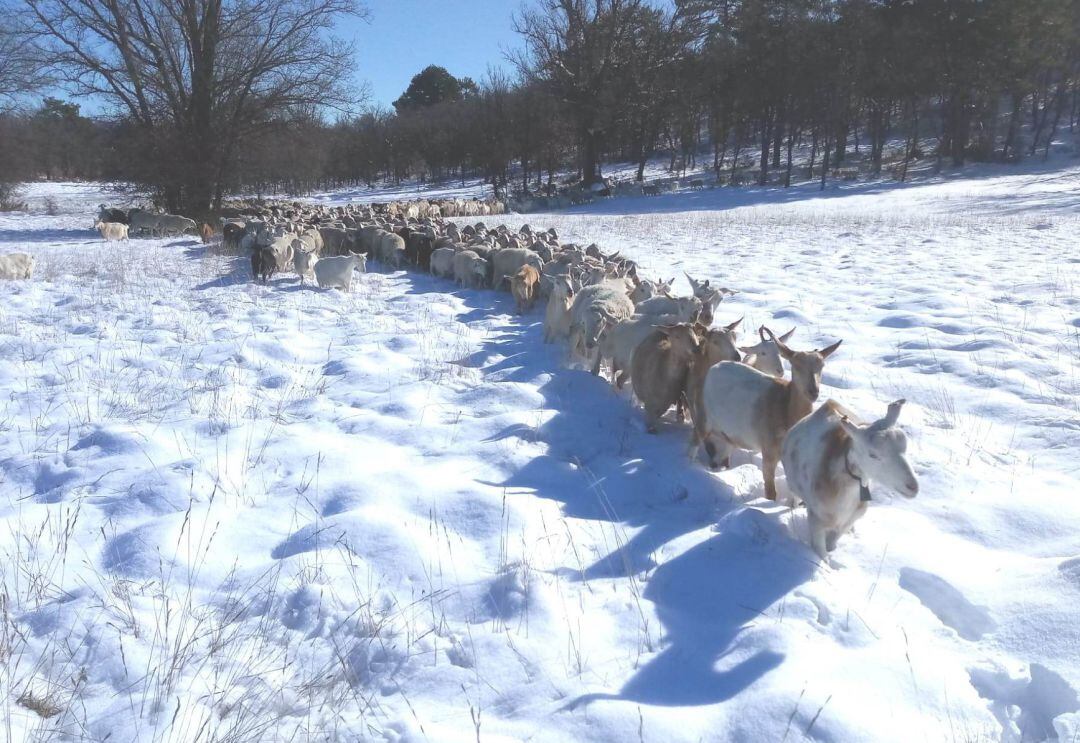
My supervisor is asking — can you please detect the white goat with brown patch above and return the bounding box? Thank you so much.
[695,327,842,501]
[782,399,918,563]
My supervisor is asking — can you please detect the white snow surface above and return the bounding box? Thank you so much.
[0,166,1078,741]
[296,178,496,207]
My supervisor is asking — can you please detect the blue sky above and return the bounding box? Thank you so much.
[345,0,524,109]
[46,0,524,116]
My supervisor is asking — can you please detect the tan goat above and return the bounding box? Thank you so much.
[695,327,842,500]
[629,324,702,433]
[685,318,743,441]
[511,264,540,314]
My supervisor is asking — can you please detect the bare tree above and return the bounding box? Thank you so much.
[0,3,47,110]
[21,0,366,213]
[513,0,656,186]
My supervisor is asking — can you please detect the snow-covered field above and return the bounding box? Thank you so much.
[1,167,1078,741]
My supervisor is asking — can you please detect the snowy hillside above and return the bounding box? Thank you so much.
[0,167,1078,741]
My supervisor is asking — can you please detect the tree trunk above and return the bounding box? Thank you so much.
[820,135,831,191]
[869,104,886,175]
[581,125,602,186]
[1002,91,1023,162]
[730,127,742,185]
[1030,73,1051,156]
[901,101,919,183]
[1070,84,1079,132]
[1044,83,1068,160]
[784,127,796,188]
[759,113,771,186]
[772,116,783,169]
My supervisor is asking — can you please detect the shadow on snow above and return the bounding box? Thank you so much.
[181,244,820,707]
[394,267,819,709]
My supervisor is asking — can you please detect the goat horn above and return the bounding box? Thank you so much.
[884,399,906,427]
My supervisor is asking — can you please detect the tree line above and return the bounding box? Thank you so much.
[1,0,1079,213]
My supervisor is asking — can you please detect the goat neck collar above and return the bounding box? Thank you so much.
[844,442,872,502]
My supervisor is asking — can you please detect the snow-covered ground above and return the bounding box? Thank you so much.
[0,166,1078,741]
[283,178,496,207]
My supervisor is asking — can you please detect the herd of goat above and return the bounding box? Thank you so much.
[71,196,923,563]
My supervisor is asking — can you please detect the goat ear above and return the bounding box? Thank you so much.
[818,339,843,358]
[725,316,743,332]
[763,326,795,360]
[839,416,862,439]
[780,327,797,343]
[883,399,906,427]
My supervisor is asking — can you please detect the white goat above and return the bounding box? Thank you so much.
[453,250,487,289]
[293,246,319,285]
[568,279,635,373]
[0,252,35,280]
[314,252,366,291]
[543,274,576,343]
[685,272,735,325]
[634,295,702,323]
[430,247,456,279]
[782,399,918,563]
[684,272,736,301]
[378,231,406,269]
[629,277,673,304]
[740,326,797,377]
[156,214,198,236]
[95,221,129,242]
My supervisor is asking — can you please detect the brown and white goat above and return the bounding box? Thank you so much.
[695,327,842,500]
[783,399,918,563]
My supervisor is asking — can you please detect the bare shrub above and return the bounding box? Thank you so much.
[0,182,26,212]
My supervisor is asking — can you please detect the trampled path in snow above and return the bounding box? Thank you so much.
[0,167,1078,741]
